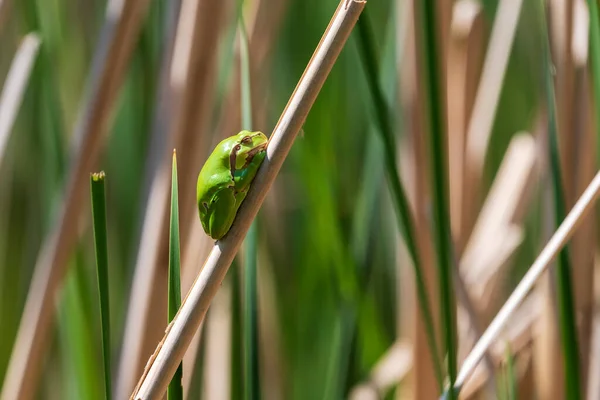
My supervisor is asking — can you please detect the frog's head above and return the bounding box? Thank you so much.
[230,130,268,171]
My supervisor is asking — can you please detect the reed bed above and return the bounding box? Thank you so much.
[0,0,599,399]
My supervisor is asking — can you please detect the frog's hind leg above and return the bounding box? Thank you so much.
[205,187,238,240]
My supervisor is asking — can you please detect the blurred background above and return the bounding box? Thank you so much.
[0,0,598,399]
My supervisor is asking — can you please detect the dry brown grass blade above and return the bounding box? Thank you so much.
[0,34,40,165]
[462,0,524,242]
[130,2,366,397]
[115,1,225,398]
[0,1,151,398]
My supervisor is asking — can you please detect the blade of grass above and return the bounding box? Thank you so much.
[356,8,443,391]
[90,172,111,400]
[58,259,102,400]
[416,0,457,395]
[238,1,260,398]
[167,151,183,400]
[130,2,366,397]
[544,8,582,396]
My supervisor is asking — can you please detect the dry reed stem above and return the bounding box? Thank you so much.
[113,1,182,395]
[115,1,225,397]
[532,108,564,400]
[587,313,600,399]
[454,135,538,391]
[116,166,171,398]
[257,244,286,400]
[0,0,9,33]
[461,294,539,398]
[0,34,40,165]
[454,168,600,391]
[130,2,366,398]
[181,218,211,397]
[447,0,481,248]
[200,280,231,400]
[568,2,595,390]
[551,0,577,204]
[348,341,413,399]
[461,133,537,318]
[535,2,579,396]
[1,1,151,398]
[462,0,523,241]
[404,1,441,397]
[453,266,497,395]
[348,294,539,399]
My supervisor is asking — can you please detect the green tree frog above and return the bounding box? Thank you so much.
[196,130,268,239]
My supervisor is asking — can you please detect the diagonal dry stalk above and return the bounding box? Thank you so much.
[1,1,151,398]
[130,1,366,398]
[453,168,600,392]
[0,33,40,165]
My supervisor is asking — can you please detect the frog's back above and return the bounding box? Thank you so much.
[197,153,232,205]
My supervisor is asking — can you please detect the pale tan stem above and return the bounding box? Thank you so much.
[130,1,366,398]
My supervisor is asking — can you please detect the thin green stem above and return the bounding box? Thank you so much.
[90,172,111,400]
[416,0,457,396]
[505,345,516,400]
[238,2,260,398]
[542,5,581,397]
[167,152,183,400]
[356,9,444,391]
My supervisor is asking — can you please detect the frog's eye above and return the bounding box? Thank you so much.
[241,136,253,145]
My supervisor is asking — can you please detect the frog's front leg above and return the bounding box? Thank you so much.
[233,150,266,193]
[200,187,238,240]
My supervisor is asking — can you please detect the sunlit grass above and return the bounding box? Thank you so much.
[167,152,182,400]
